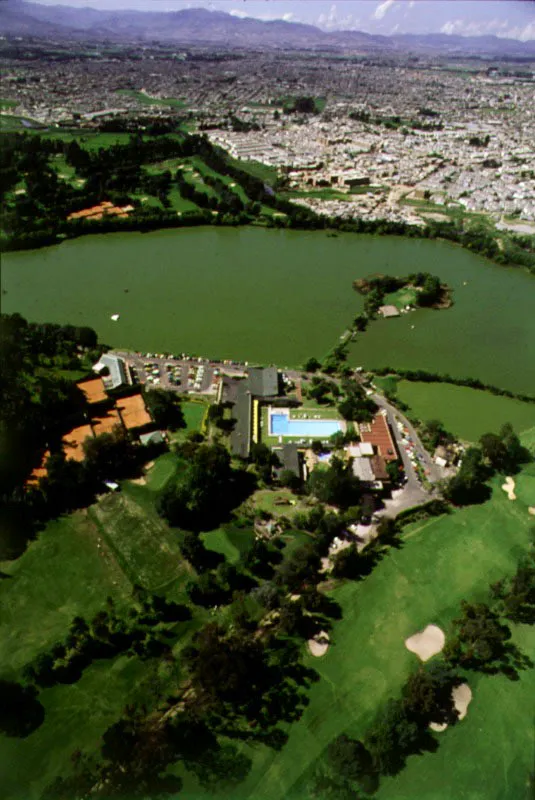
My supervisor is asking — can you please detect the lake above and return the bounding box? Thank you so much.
[2,227,534,394]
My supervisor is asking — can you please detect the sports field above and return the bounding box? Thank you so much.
[232,455,535,800]
[397,381,535,442]
[89,478,188,593]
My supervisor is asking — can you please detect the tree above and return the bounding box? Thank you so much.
[278,469,302,492]
[82,426,139,480]
[303,357,321,373]
[310,733,377,797]
[494,550,535,624]
[444,446,490,506]
[444,601,511,669]
[0,679,44,737]
[143,389,185,431]
[366,698,420,776]
[402,664,459,726]
[338,379,376,422]
[180,531,224,572]
[157,442,251,530]
[308,456,361,509]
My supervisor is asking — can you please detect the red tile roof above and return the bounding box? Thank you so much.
[359,413,398,462]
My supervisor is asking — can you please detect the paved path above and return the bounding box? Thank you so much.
[370,392,444,517]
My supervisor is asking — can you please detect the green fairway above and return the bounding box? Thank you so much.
[0,513,132,677]
[397,381,535,441]
[233,466,535,800]
[378,624,535,800]
[143,452,181,492]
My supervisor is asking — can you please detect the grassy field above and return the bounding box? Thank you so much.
[88,481,188,592]
[231,458,535,800]
[201,525,255,565]
[385,286,419,309]
[0,513,132,677]
[397,381,535,442]
[0,449,198,800]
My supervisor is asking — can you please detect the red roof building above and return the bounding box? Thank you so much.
[359,412,398,462]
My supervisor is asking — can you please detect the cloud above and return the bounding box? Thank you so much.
[440,16,533,40]
[229,9,248,18]
[282,12,295,22]
[374,0,395,20]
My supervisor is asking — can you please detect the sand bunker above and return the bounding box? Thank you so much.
[429,683,472,733]
[501,476,516,500]
[308,631,330,657]
[452,683,472,720]
[528,507,535,516]
[405,624,445,662]
[429,721,448,732]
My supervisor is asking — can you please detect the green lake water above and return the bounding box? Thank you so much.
[2,227,534,393]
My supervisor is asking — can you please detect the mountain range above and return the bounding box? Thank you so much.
[1,0,534,57]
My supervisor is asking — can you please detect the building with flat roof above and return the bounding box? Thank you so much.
[230,382,252,459]
[378,305,401,319]
[274,443,301,478]
[247,367,279,398]
[93,354,130,391]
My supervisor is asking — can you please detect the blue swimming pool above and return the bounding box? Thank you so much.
[270,413,342,438]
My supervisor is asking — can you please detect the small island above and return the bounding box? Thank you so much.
[353,272,453,318]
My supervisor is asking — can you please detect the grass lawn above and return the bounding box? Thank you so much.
[248,487,303,517]
[231,465,535,800]
[397,381,535,442]
[167,399,208,444]
[201,526,255,565]
[385,286,419,309]
[373,374,399,395]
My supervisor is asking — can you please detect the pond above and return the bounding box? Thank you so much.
[2,226,534,394]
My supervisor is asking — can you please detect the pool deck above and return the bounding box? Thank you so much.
[266,406,345,443]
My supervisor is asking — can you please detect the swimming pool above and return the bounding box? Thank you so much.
[270,413,342,438]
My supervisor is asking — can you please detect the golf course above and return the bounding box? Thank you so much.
[2,430,533,799]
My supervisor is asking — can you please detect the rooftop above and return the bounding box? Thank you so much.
[94,354,129,391]
[248,367,279,398]
[359,412,398,462]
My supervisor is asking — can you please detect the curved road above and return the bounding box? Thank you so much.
[371,392,444,517]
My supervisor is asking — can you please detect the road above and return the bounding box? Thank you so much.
[371,392,444,517]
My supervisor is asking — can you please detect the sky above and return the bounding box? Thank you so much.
[27,0,535,41]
